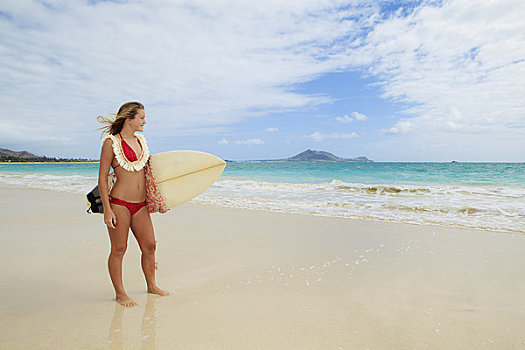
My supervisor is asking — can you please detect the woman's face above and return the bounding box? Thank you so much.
[129,109,146,132]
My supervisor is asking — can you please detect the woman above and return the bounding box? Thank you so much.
[98,102,168,307]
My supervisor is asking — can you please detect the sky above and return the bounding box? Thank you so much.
[1,0,524,161]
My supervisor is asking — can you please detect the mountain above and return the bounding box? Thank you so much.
[252,150,373,162]
[0,147,38,159]
[0,147,95,162]
[287,150,372,162]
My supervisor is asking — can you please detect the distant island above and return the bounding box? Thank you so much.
[0,147,96,162]
[2,147,372,163]
[243,149,373,162]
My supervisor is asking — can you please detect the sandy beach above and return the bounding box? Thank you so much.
[1,187,524,349]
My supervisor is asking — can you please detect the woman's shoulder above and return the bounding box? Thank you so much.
[101,135,119,157]
[101,134,118,146]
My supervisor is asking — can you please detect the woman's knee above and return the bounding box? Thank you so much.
[111,243,128,257]
[140,240,156,255]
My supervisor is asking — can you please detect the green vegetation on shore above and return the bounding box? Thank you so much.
[0,147,97,162]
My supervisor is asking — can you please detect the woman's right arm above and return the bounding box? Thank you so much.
[99,138,117,229]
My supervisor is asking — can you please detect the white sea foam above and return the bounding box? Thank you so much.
[193,179,525,234]
[0,172,96,193]
[1,173,523,233]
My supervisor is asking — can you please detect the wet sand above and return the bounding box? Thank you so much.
[1,188,524,349]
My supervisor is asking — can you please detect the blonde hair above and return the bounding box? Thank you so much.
[97,101,144,136]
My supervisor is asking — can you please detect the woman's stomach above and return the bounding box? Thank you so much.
[109,170,146,202]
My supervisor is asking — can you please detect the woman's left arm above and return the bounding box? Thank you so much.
[98,138,117,229]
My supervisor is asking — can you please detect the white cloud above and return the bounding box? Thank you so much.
[354,0,525,138]
[218,138,229,145]
[0,0,378,156]
[235,138,265,145]
[379,121,412,135]
[308,131,359,141]
[266,127,279,132]
[351,111,368,121]
[335,112,368,123]
[335,115,353,123]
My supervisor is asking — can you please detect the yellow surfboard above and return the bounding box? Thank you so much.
[148,150,226,209]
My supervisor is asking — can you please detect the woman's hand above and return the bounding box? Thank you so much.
[104,209,117,229]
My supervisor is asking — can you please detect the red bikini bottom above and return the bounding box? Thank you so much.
[109,196,147,215]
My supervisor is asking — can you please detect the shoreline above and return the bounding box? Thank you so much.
[1,187,525,348]
[2,185,521,235]
[3,160,524,164]
[193,199,523,236]
[2,161,515,234]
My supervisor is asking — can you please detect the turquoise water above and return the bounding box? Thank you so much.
[1,162,523,187]
[0,162,99,175]
[223,162,525,187]
[1,162,524,233]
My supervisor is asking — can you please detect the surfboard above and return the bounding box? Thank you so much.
[148,150,226,209]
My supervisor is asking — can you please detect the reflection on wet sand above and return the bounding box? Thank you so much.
[108,303,124,350]
[141,294,157,349]
[107,295,158,350]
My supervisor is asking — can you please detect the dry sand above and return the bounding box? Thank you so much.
[1,188,524,349]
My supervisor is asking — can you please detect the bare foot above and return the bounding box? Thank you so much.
[147,286,170,296]
[116,295,138,307]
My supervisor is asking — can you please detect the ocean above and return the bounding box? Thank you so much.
[1,161,523,234]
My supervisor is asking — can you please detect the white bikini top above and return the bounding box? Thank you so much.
[102,133,150,172]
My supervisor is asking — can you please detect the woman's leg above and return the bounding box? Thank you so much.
[130,207,169,296]
[107,204,137,306]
